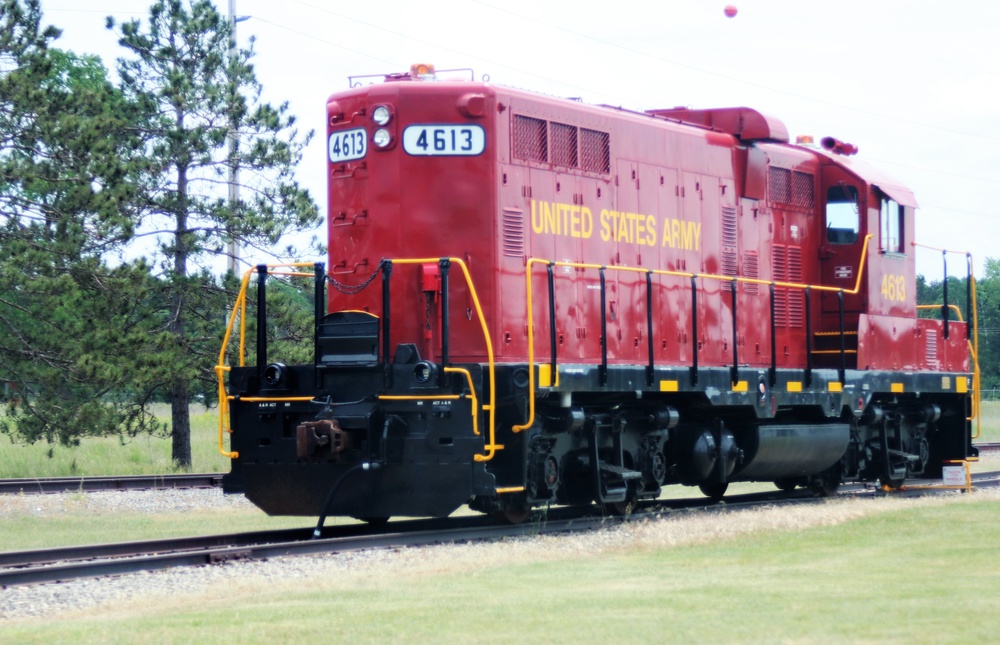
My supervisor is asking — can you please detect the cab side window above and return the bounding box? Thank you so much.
[879,193,903,253]
[826,185,859,244]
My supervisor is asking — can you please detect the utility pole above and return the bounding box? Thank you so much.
[227,1,249,274]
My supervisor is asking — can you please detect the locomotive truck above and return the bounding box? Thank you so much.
[217,65,979,523]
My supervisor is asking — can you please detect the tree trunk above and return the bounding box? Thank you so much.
[170,120,192,468]
[170,378,192,468]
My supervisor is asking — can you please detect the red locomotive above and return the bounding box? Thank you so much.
[218,65,979,522]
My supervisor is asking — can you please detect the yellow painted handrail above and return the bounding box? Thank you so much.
[215,260,502,462]
[387,258,499,461]
[513,235,873,433]
[912,246,981,435]
[216,263,320,458]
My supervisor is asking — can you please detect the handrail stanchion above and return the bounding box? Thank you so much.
[804,286,812,388]
[439,258,451,386]
[966,253,973,341]
[838,289,846,384]
[730,278,739,386]
[769,282,777,387]
[599,267,608,387]
[256,264,268,382]
[690,275,698,386]
[547,262,557,383]
[942,250,950,339]
[646,270,655,386]
[381,261,393,387]
[314,262,326,388]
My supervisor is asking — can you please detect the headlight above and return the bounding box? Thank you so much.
[263,363,288,387]
[373,128,392,148]
[372,105,392,125]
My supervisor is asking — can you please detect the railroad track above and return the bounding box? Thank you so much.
[976,442,1000,454]
[3,444,995,494]
[0,473,223,495]
[4,474,997,589]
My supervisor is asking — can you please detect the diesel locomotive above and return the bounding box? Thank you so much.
[217,65,979,523]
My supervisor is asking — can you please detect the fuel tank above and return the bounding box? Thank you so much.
[733,423,850,480]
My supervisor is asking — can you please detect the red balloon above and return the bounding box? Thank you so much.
[724,5,738,17]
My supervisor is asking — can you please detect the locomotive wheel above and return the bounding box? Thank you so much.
[698,482,728,501]
[810,465,842,496]
[879,476,905,491]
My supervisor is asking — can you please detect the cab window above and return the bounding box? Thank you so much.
[826,185,859,244]
[879,193,903,253]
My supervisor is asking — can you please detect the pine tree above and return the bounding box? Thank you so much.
[1,0,164,448]
[107,0,320,467]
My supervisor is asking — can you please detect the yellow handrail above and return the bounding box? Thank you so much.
[387,258,500,461]
[216,263,320,458]
[912,245,981,435]
[513,235,873,433]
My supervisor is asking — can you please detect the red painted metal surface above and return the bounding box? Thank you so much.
[325,71,967,374]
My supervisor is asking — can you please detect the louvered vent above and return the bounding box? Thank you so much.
[721,206,738,290]
[773,244,788,327]
[501,208,524,258]
[925,328,939,367]
[743,251,759,294]
[786,246,804,327]
[772,244,803,327]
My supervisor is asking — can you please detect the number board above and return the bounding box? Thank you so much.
[328,128,367,163]
[403,125,486,156]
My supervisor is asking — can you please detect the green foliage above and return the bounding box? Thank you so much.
[0,0,163,446]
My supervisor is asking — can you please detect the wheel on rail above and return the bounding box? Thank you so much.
[879,476,905,491]
[810,465,842,496]
[698,482,728,501]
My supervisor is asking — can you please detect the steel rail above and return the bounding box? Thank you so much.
[0,473,223,495]
[0,514,588,588]
[4,472,997,588]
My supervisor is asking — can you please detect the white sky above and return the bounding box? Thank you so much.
[40,0,1000,280]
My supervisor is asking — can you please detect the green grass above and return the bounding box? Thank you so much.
[0,404,231,477]
[0,503,312,552]
[3,498,999,643]
[975,398,1000,442]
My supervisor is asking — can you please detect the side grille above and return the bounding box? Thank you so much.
[513,115,547,162]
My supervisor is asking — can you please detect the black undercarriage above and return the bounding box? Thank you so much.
[224,347,976,520]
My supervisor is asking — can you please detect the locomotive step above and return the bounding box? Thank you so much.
[598,463,643,480]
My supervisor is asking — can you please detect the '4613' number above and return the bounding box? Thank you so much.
[880,274,906,302]
[402,125,486,156]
